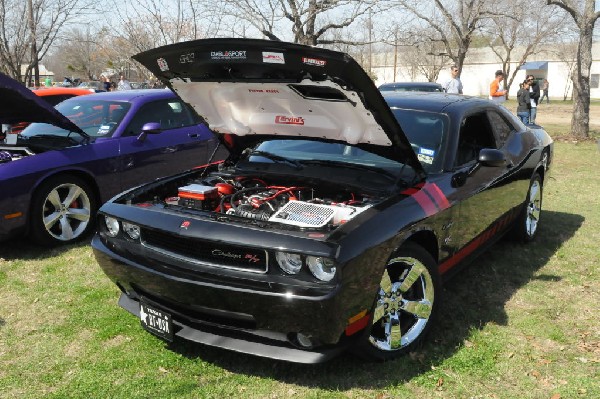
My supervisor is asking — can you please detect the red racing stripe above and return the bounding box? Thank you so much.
[424,183,450,210]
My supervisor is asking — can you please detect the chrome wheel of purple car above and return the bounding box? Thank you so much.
[30,175,97,246]
[356,242,440,361]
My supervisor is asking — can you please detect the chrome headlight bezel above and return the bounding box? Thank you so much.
[122,221,141,240]
[275,251,303,275]
[307,256,336,282]
[104,216,120,237]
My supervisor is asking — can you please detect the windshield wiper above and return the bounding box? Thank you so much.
[246,150,303,169]
[297,159,399,181]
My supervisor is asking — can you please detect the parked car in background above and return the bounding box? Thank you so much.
[0,72,225,245]
[379,82,444,93]
[77,81,105,92]
[4,87,96,139]
[93,38,553,363]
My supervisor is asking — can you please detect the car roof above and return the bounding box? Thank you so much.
[32,87,96,96]
[380,82,442,88]
[77,89,175,102]
[382,92,492,113]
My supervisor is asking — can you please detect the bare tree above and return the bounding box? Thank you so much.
[0,0,96,85]
[485,0,566,96]
[546,0,600,138]
[394,0,493,76]
[217,0,383,45]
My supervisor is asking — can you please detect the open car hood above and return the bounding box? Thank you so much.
[133,38,424,176]
[0,72,86,135]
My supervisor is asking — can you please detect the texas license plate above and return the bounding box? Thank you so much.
[139,300,173,341]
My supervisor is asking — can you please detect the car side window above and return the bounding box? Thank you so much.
[123,100,197,136]
[487,110,514,147]
[455,111,497,166]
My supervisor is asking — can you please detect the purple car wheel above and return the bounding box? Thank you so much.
[356,242,440,361]
[30,175,97,246]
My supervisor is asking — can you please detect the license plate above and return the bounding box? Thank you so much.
[139,300,173,341]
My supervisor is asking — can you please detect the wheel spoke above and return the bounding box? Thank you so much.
[59,216,74,240]
[43,211,62,230]
[384,313,402,350]
[66,207,90,222]
[398,262,426,293]
[400,299,432,319]
[63,185,83,207]
[47,189,62,209]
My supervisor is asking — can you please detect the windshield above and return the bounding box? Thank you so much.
[390,108,449,173]
[21,98,131,139]
[243,140,411,188]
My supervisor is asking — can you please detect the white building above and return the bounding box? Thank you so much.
[372,43,600,99]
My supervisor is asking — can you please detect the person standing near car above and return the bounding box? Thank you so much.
[526,75,540,124]
[517,80,531,124]
[540,78,550,104]
[489,70,507,103]
[103,76,111,92]
[444,65,463,94]
[117,75,132,90]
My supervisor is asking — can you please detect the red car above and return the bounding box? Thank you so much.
[3,87,95,141]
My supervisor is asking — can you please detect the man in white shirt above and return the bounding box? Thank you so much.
[444,66,463,94]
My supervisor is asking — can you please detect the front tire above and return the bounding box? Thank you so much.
[354,242,441,361]
[29,175,97,246]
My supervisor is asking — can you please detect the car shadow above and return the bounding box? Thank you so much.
[0,235,92,261]
[166,209,583,390]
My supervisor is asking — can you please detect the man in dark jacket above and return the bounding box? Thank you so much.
[526,75,540,124]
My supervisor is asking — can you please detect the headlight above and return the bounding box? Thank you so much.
[122,222,141,240]
[307,256,336,282]
[104,216,120,237]
[275,251,302,274]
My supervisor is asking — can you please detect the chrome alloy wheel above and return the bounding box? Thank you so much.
[368,256,435,351]
[42,182,92,241]
[525,179,542,238]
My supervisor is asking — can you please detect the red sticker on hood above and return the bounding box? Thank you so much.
[275,115,304,125]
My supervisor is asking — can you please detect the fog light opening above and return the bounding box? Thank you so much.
[290,332,314,349]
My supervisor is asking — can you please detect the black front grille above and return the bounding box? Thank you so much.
[141,229,268,273]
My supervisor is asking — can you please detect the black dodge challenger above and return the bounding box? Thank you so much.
[92,38,553,363]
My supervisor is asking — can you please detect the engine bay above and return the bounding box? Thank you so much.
[124,167,382,231]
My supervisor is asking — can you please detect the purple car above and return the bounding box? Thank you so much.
[0,73,225,245]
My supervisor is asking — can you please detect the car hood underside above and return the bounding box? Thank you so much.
[133,38,425,176]
[0,72,85,135]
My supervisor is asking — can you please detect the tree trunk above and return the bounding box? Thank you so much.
[571,21,593,138]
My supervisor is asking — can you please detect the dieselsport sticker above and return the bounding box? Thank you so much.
[302,57,326,67]
[210,50,247,60]
[275,116,304,125]
[262,52,285,64]
[157,57,169,71]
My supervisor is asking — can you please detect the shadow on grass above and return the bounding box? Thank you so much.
[164,209,583,390]
[0,234,92,261]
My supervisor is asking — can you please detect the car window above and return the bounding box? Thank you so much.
[390,108,449,173]
[487,110,515,147]
[123,99,197,136]
[455,111,497,167]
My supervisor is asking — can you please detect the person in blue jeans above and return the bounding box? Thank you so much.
[516,80,531,125]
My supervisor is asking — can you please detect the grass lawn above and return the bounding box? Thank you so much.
[0,104,599,398]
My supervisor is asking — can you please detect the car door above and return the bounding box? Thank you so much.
[449,107,524,254]
[116,99,218,191]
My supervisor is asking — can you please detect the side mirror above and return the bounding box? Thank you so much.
[141,122,161,134]
[137,122,161,142]
[478,148,506,167]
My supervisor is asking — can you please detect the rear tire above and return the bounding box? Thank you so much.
[513,173,543,243]
[29,175,97,246]
[354,242,441,361]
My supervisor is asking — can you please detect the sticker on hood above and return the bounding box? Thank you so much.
[263,52,285,64]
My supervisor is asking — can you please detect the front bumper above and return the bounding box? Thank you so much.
[92,235,366,363]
